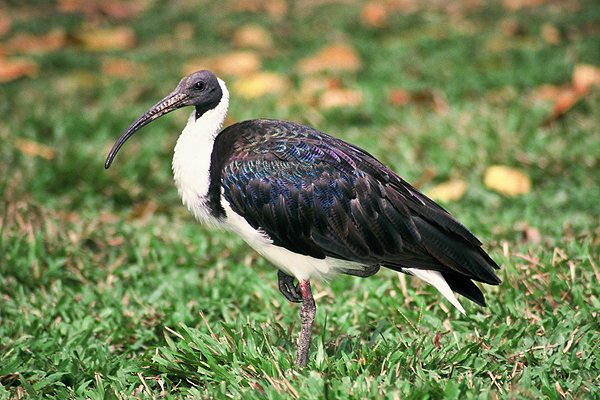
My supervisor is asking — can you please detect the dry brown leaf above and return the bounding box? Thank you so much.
[5,29,67,54]
[551,86,580,119]
[499,18,525,37]
[297,44,362,75]
[426,180,468,202]
[484,165,531,196]
[233,71,288,99]
[361,2,388,28]
[319,88,362,109]
[76,27,136,51]
[389,88,449,114]
[523,227,542,244]
[541,23,561,45]
[530,84,580,121]
[530,64,600,122]
[0,13,11,37]
[232,24,273,49]
[14,138,57,160]
[101,58,145,78]
[58,0,147,19]
[572,63,600,94]
[185,51,261,77]
[0,58,38,82]
[389,88,411,107]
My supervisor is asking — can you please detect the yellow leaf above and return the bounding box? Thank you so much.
[484,165,531,196]
[426,180,468,202]
[14,138,57,160]
[361,2,388,28]
[233,72,288,99]
[232,24,273,49]
[185,51,261,77]
[0,58,38,82]
[318,88,362,108]
[572,63,600,94]
[76,27,136,51]
[297,44,362,74]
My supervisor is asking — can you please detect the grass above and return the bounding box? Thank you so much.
[1,0,600,398]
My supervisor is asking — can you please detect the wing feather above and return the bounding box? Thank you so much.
[216,119,501,305]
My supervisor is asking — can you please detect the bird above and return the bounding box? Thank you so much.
[105,70,501,368]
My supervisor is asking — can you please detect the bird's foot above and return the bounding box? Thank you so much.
[278,270,303,303]
[342,265,380,278]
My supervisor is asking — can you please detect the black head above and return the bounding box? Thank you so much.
[105,70,223,169]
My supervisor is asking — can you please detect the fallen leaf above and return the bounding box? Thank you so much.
[389,88,412,107]
[389,88,449,114]
[184,51,261,77]
[530,84,579,121]
[484,165,531,196]
[76,26,136,51]
[551,86,580,119]
[319,88,362,108]
[232,24,273,49]
[0,58,38,82]
[572,63,600,94]
[0,13,11,37]
[233,71,288,99]
[101,57,145,78]
[5,29,67,54]
[523,227,542,244]
[426,179,468,202]
[541,23,561,45]
[499,18,525,37]
[14,138,57,160]
[361,1,388,28]
[297,44,362,75]
[58,0,147,20]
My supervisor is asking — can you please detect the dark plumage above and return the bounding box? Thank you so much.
[215,119,500,305]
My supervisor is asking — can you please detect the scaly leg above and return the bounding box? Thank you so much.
[295,279,315,368]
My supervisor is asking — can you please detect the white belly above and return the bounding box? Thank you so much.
[220,200,365,281]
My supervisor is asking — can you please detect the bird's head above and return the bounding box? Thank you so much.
[105,70,224,169]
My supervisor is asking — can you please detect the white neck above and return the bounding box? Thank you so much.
[172,79,230,224]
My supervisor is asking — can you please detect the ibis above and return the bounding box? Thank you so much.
[105,70,501,368]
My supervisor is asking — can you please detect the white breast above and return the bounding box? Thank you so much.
[172,79,229,226]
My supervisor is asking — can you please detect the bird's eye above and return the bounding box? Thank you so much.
[194,81,205,91]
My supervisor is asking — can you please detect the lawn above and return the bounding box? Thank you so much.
[1,0,599,398]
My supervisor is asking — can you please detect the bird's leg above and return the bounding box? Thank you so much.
[277,270,303,303]
[295,279,315,368]
[342,265,380,278]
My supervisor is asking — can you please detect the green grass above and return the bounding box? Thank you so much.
[1,0,600,398]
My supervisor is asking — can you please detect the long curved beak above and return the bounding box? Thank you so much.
[105,91,188,169]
